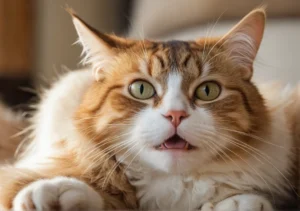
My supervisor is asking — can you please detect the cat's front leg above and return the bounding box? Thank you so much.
[201,194,273,211]
[12,176,104,211]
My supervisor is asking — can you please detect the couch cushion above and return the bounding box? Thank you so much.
[129,0,300,38]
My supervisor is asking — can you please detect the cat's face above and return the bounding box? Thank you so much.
[73,9,269,173]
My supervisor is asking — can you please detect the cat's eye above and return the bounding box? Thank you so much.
[129,80,155,100]
[195,82,221,101]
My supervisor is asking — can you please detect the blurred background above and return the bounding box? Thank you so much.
[0,0,299,109]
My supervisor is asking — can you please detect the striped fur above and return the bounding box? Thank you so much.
[0,8,299,211]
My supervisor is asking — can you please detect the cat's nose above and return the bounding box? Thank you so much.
[163,110,188,127]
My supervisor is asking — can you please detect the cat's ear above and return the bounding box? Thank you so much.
[68,9,130,81]
[220,8,266,80]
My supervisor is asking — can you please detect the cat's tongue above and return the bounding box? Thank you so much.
[163,135,188,149]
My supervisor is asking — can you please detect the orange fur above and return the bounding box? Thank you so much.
[0,8,299,210]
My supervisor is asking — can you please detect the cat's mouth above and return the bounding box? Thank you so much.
[155,134,195,151]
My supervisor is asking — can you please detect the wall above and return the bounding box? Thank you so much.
[33,0,130,85]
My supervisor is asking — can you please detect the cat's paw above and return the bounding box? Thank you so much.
[201,194,273,211]
[12,176,104,211]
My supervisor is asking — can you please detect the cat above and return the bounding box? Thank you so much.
[0,8,299,211]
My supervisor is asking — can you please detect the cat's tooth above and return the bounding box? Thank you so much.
[185,142,189,149]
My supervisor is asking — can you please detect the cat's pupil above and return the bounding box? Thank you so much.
[204,86,210,96]
[140,84,144,95]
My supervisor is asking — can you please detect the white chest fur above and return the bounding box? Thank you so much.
[128,173,216,210]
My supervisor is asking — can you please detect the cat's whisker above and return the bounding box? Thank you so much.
[87,133,134,158]
[94,141,134,161]
[203,36,227,64]
[195,123,290,150]
[204,50,226,66]
[200,136,229,165]
[216,118,294,140]
[188,127,268,187]
[82,136,120,154]
[84,142,115,161]
[201,9,226,62]
[224,138,299,197]
[123,146,145,174]
[218,127,288,149]
[82,132,132,157]
[202,22,213,61]
[194,124,289,168]
[210,137,275,201]
[195,125,294,183]
[199,126,294,201]
[137,25,150,61]
[205,137,256,185]
[84,140,136,174]
[89,131,131,142]
[199,128,269,163]
[85,137,133,161]
[209,9,227,39]
[102,141,139,188]
[75,110,141,122]
[187,130,251,181]
[194,128,299,197]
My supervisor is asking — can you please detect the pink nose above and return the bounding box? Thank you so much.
[163,110,188,127]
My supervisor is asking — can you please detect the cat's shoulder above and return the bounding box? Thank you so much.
[256,81,300,110]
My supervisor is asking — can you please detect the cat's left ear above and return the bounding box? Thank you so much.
[68,9,131,81]
[220,8,266,80]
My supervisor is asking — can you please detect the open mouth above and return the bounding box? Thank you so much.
[156,134,195,150]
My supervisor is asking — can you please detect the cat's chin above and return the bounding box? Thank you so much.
[154,134,196,152]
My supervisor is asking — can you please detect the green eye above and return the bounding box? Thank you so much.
[195,82,221,101]
[129,80,155,100]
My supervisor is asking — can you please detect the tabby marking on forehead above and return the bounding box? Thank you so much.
[145,41,202,77]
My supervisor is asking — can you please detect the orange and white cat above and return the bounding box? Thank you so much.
[0,8,299,211]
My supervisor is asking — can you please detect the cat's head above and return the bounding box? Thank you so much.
[73,9,270,173]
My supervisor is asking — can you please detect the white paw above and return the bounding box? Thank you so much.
[201,194,273,211]
[12,177,104,211]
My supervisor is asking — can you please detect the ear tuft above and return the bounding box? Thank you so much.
[221,8,266,79]
[68,11,123,81]
[65,6,77,18]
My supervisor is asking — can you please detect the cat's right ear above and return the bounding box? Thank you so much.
[68,9,130,81]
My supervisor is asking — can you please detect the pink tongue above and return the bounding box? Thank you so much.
[164,138,187,149]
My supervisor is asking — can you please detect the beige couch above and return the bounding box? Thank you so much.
[33,0,129,85]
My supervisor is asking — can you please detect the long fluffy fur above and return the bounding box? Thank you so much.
[0,8,299,211]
